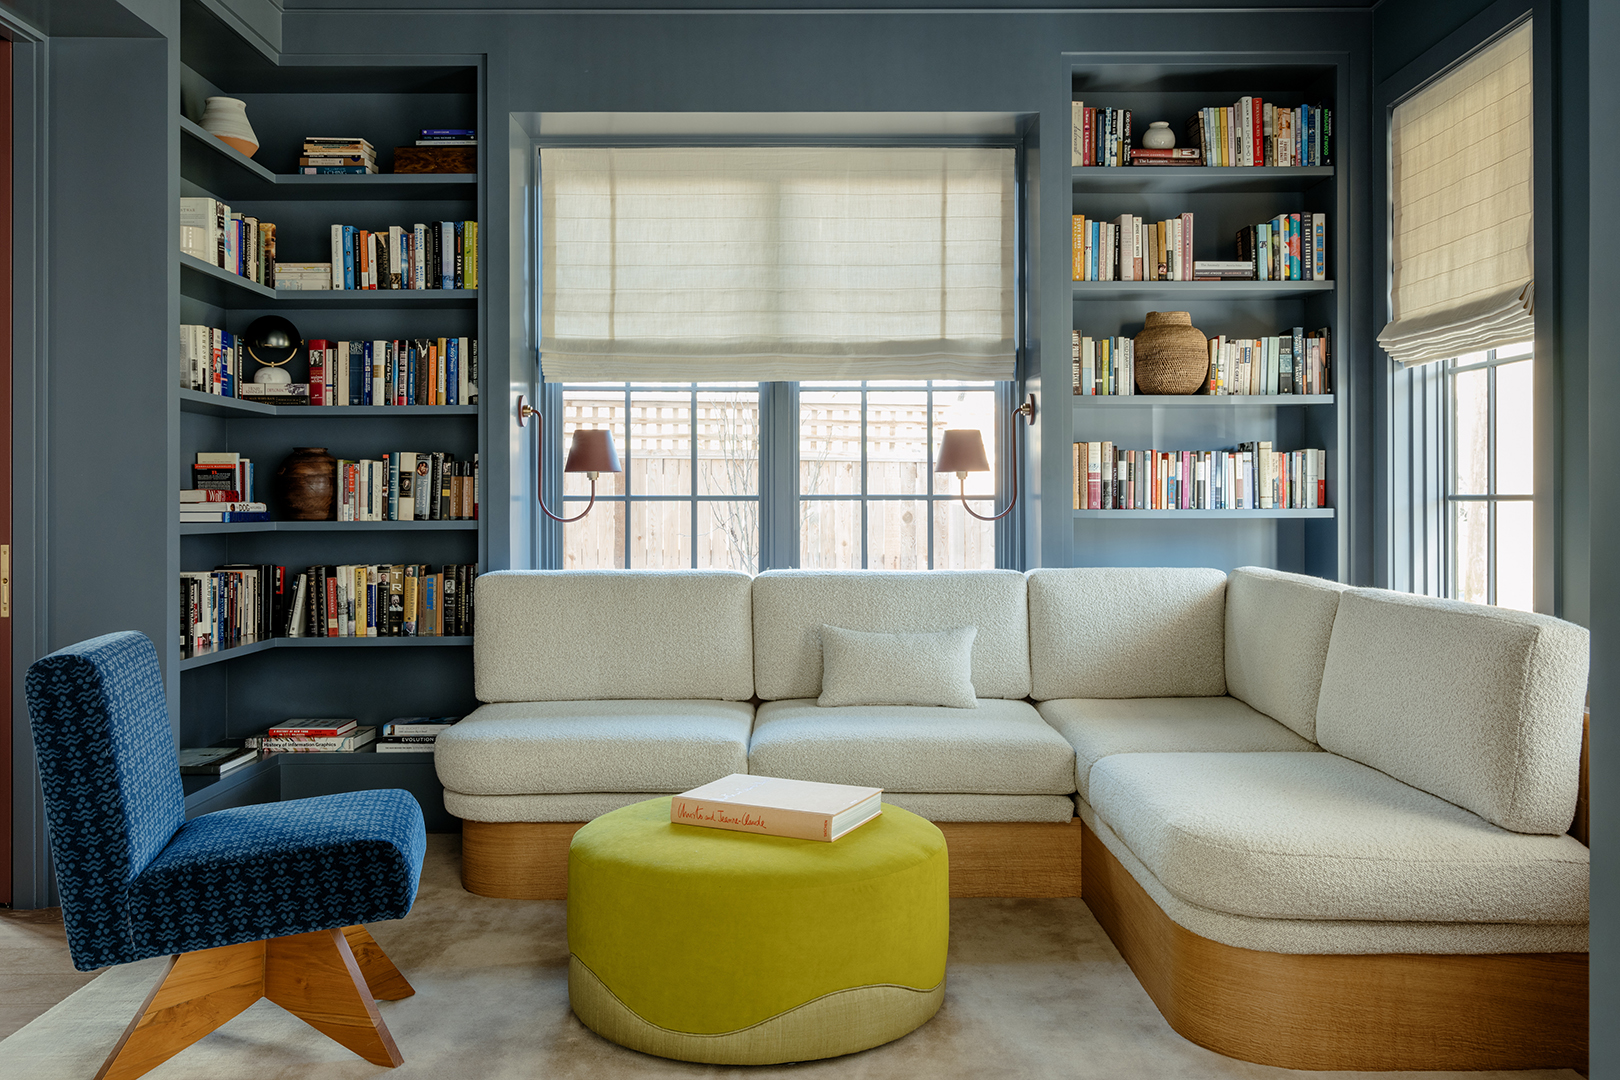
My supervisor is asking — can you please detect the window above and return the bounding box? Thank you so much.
[559,383,760,572]
[553,379,1006,572]
[1446,342,1533,609]
[800,381,998,570]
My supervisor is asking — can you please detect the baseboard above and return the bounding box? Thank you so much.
[460,818,1084,900]
[1080,821,1589,1071]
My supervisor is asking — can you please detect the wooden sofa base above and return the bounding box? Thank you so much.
[1080,821,1589,1072]
[460,818,1085,900]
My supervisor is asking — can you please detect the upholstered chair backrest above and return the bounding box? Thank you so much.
[25,631,185,969]
[1224,566,1348,741]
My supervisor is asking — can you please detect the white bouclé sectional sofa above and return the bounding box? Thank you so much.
[435,564,1591,1071]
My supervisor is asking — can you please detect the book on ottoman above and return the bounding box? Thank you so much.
[671,774,882,842]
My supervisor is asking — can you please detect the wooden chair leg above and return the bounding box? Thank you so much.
[342,925,416,1001]
[265,928,404,1067]
[96,940,267,1080]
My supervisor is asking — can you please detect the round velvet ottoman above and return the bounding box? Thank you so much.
[566,796,949,1064]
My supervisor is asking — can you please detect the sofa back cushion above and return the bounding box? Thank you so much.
[752,570,1029,700]
[1028,567,1227,700]
[1316,588,1589,835]
[1224,566,1348,741]
[474,570,755,702]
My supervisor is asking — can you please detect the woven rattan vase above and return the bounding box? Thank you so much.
[1133,311,1209,395]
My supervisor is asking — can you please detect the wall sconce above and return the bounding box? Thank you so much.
[933,395,1036,522]
[518,394,623,522]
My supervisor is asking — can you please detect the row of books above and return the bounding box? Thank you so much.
[181,324,243,398]
[1073,441,1328,511]
[185,453,262,521]
[1073,212,1332,283]
[181,564,286,652]
[300,136,377,175]
[1072,212,1194,281]
[1186,101,1332,168]
[1071,334,1135,397]
[326,221,477,290]
[338,452,478,522]
[1207,330,1333,396]
[179,198,277,285]
[286,563,478,638]
[308,337,478,407]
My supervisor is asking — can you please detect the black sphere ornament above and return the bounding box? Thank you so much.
[242,315,302,385]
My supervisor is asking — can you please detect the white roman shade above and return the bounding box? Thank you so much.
[539,146,1017,383]
[1378,22,1533,367]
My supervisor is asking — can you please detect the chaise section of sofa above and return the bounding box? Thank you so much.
[1077,581,1591,1071]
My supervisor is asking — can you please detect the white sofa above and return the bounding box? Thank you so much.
[434,564,1591,1070]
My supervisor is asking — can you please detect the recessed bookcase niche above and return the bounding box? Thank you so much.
[1065,61,1346,580]
[175,15,484,828]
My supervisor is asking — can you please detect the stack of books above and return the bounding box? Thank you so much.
[1186,101,1331,167]
[1072,213,1194,281]
[181,563,288,654]
[1206,328,1333,396]
[275,262,332,290]
[377,716,460,753]
[184,453,266,522]
[181,324,242,397]
[246,719,378,753]
[179,198,277,285]
[418,128,476,147]
[1071,332,1135,396]
[177,746,259,775]
[336,451,477,522]
[1074,441,1327,511]
[1234,214,1328,281]
[301,136,377,175]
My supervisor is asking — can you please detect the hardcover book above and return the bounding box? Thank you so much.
[671,774,882,842]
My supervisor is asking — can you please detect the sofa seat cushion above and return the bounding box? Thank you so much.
[1088,752,1589,925]
[435,700,753,796]
[748,699,1075,795]
[1038,696,1318,802]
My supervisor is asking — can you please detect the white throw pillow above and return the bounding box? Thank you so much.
[817,624,978,709]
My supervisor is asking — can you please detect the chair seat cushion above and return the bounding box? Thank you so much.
[1038,696,1319,802]
[1088,752,1589,924]
[127,790,425,957]
[435,700,754,795]
[748,699,1075,795]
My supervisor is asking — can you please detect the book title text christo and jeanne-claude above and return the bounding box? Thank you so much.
[675,800,781,831]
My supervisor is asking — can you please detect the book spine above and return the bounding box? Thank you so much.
[670,797,839,841]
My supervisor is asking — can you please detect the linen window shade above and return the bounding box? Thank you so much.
[1378,22,1533,368]
[539,147,1017,383]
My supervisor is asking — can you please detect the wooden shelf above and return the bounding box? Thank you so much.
[180,252,476,308]
[181,520,479,535]
[179,635,473,671]
[1072,280,1333,300]
[1072,394,1334,408]
[181,117,477,201]
[1072,508,1334,519]
[1071,165,1333,194]
[179,390,477,418]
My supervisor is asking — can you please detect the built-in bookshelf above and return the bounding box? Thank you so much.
[175,28,484,827]
[1061,61,1346,579]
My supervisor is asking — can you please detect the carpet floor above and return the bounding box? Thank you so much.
[0,834,1581,1080]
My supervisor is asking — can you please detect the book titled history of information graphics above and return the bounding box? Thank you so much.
[671,774,882,842]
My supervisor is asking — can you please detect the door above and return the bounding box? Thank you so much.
[0,38,14,905]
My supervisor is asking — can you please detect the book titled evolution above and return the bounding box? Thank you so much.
[671,774,883,842]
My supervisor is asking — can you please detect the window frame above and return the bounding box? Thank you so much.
[1442,345,1535,606]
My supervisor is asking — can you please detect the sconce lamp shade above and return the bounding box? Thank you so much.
[564,428,623,474]
[935,428,991,475]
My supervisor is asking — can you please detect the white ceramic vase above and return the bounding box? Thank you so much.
[1142,121,1175,149]
[200,96,259,158]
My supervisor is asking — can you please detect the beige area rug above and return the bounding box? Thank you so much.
[0,835,1580,1080]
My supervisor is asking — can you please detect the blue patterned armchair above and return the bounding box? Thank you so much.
[25,631,427,1079]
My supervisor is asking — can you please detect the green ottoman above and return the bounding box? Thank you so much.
[567,796,949,1064]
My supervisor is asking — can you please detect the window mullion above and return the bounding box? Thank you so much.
[926,382,935,569]
[860,383,869,569]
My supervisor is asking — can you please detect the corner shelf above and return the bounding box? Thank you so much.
[1071,165,1333,194]
[181,520,480,534]
[1071,280,1332,300]
[179,635,474,671]
[1073,509,1334,519]
[179,389,477,418]
[1072,394,1334,408]
[180,117,477,201]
